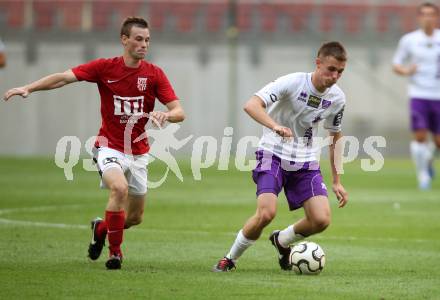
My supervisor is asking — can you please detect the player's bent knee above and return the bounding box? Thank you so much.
[110,182,128,200]
[257,210,276,226]
[414,132,428,143]
[313,216,331,232]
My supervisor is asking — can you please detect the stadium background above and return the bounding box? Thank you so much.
[1,2,440,299]
[0,0,425,156]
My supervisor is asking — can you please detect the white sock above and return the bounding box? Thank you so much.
[278,225,305,248]
[410,141,432,187]
[225,230,255,261]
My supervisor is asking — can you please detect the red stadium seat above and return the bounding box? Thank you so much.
[205,1,227,32]
[60,1,83,31]
[237,2,254,32]
[278,2,314,32]
[173,2,200,33]
[149,1,201,33]
[0,0,424,35]
[319,2,369,34]
[375,3,417,33]
[92,0,143,31]
[346,3,369,34]
[0,0,25,28]
[33,0,84,31]
[33,0,56,30]
[259,3,277,32]
[149,2,170,32]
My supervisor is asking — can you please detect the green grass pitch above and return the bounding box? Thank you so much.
[0,157,439,299]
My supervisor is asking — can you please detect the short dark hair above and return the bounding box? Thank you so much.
[418,2,440,14]
[120,17,149,37]
[317,41,347,62]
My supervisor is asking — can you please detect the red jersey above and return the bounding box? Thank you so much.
[72,56,178,155]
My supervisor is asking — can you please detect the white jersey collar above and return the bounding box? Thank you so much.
[306,72,330,97]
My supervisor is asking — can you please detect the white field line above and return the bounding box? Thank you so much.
[0,205,84,216]
[0,218,88,229]
[0,206,436,244]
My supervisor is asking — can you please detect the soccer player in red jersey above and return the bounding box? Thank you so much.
[3,17,185,269]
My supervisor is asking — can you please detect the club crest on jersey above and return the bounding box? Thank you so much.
[307,95,321,108]
[137,77,148,92]
[322,99,331,109]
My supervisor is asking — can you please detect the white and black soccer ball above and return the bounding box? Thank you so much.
[289,241,325,275]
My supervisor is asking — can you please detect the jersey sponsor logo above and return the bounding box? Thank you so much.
[333,106,345,126]
[113,95,144,116]
[322,99,331,109]
[270,93,278,102]
[303,127,313,146]
[312,115,322,123]
[297,91,307,102]
[137,77,148,92]
[307,95,321,108]
[102,157,120,166]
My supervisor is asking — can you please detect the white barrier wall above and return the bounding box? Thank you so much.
[0,42,410,156]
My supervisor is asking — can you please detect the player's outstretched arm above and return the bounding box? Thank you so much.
[244,95,293,138]
[329,130,348,208]
[3,69,78,101]
[149,100,185,127]
[392,64,417,76]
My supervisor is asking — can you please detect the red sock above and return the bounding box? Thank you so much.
[96,220,108,239]
[105,210,125,256]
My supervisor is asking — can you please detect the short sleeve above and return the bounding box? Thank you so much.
[324,100,345,132]
[392,35,410,66]
[155,67,178,104]
[255,74,293,109]
[71,58,106,82]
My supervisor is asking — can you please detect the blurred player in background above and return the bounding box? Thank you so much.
[392,2,440,190]
[0,38,6,68]
[213,41,349,272]
[3,17,185,269]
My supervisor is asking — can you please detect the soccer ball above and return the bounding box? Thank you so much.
[289,241,325,275]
